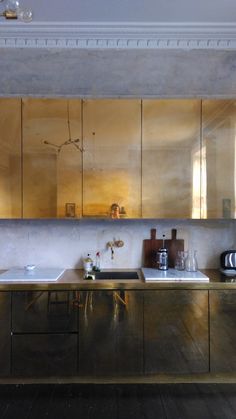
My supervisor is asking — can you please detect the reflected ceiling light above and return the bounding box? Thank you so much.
[0,0,32,22]
[43,101,83,154]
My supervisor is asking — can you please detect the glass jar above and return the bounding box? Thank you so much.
[175,250,186,271]
[185,250,198,272]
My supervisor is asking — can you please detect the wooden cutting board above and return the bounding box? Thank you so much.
[143,228,184,268]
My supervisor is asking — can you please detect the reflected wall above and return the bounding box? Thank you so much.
[142,100,201,218]
[0,98,21,218]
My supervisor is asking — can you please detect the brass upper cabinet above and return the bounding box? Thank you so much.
[22,98,82,218]
[202,100,236,219]
[82,100,142,218]
[142,100,202,218]
[1,98,236,219]
[0,98,21,218]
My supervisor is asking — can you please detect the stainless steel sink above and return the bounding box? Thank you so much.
[94,271,139,280]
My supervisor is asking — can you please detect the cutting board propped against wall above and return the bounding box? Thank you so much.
[143,228,184,268]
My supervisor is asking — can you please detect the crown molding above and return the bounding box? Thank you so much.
[0,21,236,49]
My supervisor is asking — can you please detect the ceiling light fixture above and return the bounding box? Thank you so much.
[0,0,32,22]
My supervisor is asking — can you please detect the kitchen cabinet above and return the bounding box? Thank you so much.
[0,98,22,218]
[0,292,11,376]
[11,291,78,377]
[78,291,143,376]
[210,290,236,372]
[82,99,142,218]
[1,286,236,379]
[202,100,236,218]
[142,100,202,218]
[22,98,82,218]
[0,97,236,219]
[143,290,209,374]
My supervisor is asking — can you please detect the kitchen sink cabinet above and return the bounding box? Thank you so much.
[210,290,236,372]
[143,290,209,374]
[0,292,11,376]
[78,291,143,376]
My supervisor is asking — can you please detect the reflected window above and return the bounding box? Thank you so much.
[192,146,207,218]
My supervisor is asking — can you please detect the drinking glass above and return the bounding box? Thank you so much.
[175,251,186,271]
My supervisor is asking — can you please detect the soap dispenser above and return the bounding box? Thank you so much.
[83,254,93,273]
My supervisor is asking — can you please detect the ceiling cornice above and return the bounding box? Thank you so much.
[0,21,236,49]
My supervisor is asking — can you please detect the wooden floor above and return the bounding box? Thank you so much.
[0,384,236,418]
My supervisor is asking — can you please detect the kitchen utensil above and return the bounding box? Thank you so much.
[143,228,184,268]
[157,235,168,270]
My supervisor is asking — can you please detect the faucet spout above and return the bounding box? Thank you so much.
[107,239,124,260]
[107,241,115,259]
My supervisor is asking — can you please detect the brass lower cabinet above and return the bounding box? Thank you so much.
[12,334,77,377]
[210,290,236,372]
[7,288,236,379]
[0,292,11,376]
[144,290,209,374]
[78,291,143,376]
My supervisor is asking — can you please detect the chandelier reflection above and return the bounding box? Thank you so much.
[0,0,32,21]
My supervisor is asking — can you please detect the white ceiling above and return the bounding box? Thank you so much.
[1,0,236,23]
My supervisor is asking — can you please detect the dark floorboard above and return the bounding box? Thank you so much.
[0,384,235,419]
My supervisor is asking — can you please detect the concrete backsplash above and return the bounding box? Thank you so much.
[0,219,235,270]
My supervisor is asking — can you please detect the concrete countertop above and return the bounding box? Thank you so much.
[0,268,235,291]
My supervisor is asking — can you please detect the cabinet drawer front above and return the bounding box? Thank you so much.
[12,291,78,333]
[12,334,77,377]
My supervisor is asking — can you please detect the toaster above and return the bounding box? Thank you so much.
[220,250,236,270]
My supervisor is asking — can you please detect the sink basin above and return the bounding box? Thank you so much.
[94,271,139,280]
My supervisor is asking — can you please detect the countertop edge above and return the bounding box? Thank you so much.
[0,268,234,291]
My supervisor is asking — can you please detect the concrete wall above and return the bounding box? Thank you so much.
[0,219,234,270]
[1,49,236,98]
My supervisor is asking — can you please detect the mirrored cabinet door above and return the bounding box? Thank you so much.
[142,100,201,218]
[202,100,236,219]
[82,100,142,218]
[0,98,22,218]
[22,98,82,218]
